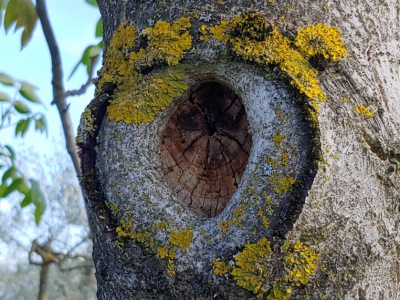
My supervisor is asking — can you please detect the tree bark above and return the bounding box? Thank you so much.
[79,0,400,299]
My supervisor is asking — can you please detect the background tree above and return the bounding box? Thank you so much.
[80,0,400,299]
[1,0,101,298]
[0,151,96,299]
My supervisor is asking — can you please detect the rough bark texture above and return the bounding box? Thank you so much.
[79,0,400,299]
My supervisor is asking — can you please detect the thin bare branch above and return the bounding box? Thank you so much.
[35,0,82,178]
[65,55,99,97]
[60,263,94,272]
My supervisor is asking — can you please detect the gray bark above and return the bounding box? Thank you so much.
[79,0,400,299]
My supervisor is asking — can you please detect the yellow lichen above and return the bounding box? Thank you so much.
[115,218,155,248]
[354,105,374,117]
[233,205,245,226]
[97,18,192,124]
[81,108,95,133]
[274,175,296,195]
[213,259,230,275]
[273,133,285,148]
[107,202,120,216]
[156,220,169,230]
[295,23,347,62]
[168,229,193,253]
[214,238,318,299]
[268,240,319,300]
[208,13,347,105]
[257,210,270,228]
[231,238,273,297]
[156,228,194,276]
[218,220,233,235]
[157,245,170,259]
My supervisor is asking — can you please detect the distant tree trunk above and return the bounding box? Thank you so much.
[38,263,50,300]
[79,1,400,299]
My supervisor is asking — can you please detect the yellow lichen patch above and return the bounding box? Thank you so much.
[156,220,169,230]
[107,65,188,124]
[168,229,193,253]
[269,240,319,299]
[97,18,192,124]
[295,23,347,62]
[233,205,245,226]
[231,238,273,297]
[217,220,233,235]
[213,259,230,275]
[156,228,193,276]
[106,202,120,216]
[273,132,285,148]
[133,17,192,67]
[156,245,170,259]
[354,105,374,117]
[257,209,270,228]
[274,175,296,195]
[81,108,95,134]
[214,238,318,299]
[208,13,347,104]
[116,218,156,248]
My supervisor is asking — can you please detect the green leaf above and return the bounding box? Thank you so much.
[4,0,18,31]
[34,201,45,225]
[69,44,102,79]
[19,81,41,103]
[3,177,24,197]
[0,182,7,198]
[4,0,38,48]
[2,166,17,182]
[18,0,37,49]
[0,0,7,10]
[0,92,10,101]
[30,179,46,225]
[5,145,15,160]
[20,191,32,207]
[16,178,29,194]
[13,100,31,113]
[0,0,6,30]
[85,0,98,7]
[95,18,103,37]
[34,115,47,135]
[15,118,31,137]
[0,73,15,86]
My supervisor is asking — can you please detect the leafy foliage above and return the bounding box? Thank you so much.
[69,0,103,80]
[0,73,47,224]
[1,0,38,48]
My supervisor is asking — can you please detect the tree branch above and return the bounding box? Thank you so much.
[35,0,82,178]
[65,55,99,97]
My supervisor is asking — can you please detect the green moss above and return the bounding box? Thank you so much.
[97,18,192,124]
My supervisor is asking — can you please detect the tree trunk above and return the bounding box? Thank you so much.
[38,263,50,300]
[78,1,400,299]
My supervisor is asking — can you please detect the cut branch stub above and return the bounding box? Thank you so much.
[161,81,253,217]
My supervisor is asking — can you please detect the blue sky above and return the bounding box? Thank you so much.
[0,0,101,156]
